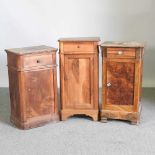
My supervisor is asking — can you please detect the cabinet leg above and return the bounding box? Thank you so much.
[131,119,139,125]
[92,115,98,121]
[51,113,60,122]
[131,114,140,125]
[61,115,67,121]
[101,117,108,123]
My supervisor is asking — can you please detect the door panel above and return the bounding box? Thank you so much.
[64,55,93,109]
[24,69,54,118]
[106,61,135,105]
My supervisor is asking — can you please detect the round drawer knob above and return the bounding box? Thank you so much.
[118,51,123,55]
[77,45,80,48]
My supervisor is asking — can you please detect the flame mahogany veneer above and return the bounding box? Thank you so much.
[5,45,59,129]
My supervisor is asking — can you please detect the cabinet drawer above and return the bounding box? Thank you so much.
[107,48,136,58]
[63,42,94,52]
[23,54,55,68]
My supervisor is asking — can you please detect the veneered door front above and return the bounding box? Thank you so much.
[24,69,55,119]
[64,54,94,109]
[106,61,135,105]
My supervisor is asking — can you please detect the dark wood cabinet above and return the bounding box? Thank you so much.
[59,37,100,121]
[5,45,59,129]
[100,42,145,124]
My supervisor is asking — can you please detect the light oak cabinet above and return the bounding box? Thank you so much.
[100,42,144,124]
[5,46,59,129]
[59,37,100,121]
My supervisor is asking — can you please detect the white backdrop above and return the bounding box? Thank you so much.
[0,0,155,87]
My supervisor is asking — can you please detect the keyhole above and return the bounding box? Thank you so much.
[37,60,40,63]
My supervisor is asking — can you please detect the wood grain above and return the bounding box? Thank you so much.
[107,48,136,59]
[106,61,135,105]
[6,46,59,129]
[63,42,94,52]
[59,38,100,121]
[100,42,144,125]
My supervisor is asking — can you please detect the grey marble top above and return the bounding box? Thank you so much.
[5,45,57,55]
[100,41,145,48]
[58,37,100,42]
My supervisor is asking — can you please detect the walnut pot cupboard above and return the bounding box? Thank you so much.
[59,37,100,121]
[5,45,59,129]
[100,42,145,124]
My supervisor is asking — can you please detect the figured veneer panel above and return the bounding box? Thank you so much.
[6,45,59,129]
[106,61,135,105]
[100,41,144,124]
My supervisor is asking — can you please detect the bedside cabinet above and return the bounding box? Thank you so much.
[100,42,145,124]
[5,45,59,129]
[59,37,100,121]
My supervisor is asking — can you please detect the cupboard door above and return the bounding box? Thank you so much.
[106,61,135,105]
[24,69,55,119]
[64,55,94,109]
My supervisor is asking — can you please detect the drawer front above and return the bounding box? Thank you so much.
[23,54,55,68]
[63,42,94,52]
[107,48,136,58]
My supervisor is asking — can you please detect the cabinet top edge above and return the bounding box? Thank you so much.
[100,41,145,48]
[58,37,100,42]
[5,45,58,55]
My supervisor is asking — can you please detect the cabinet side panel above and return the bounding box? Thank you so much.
[133,48,143,111]
[7,53,22,69]
[8,69,22,121]
[93,52,99,109]
[53,68,58,113]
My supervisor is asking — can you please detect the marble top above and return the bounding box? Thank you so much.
[100,41,145,48]
[5,45,57,55]
[58,37,100,42]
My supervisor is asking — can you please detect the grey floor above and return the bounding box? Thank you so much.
[0,88,155,155]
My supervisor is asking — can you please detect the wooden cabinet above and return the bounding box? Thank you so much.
[5,45,59,129]
[59,37,100,121]
[100,42,145,124]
